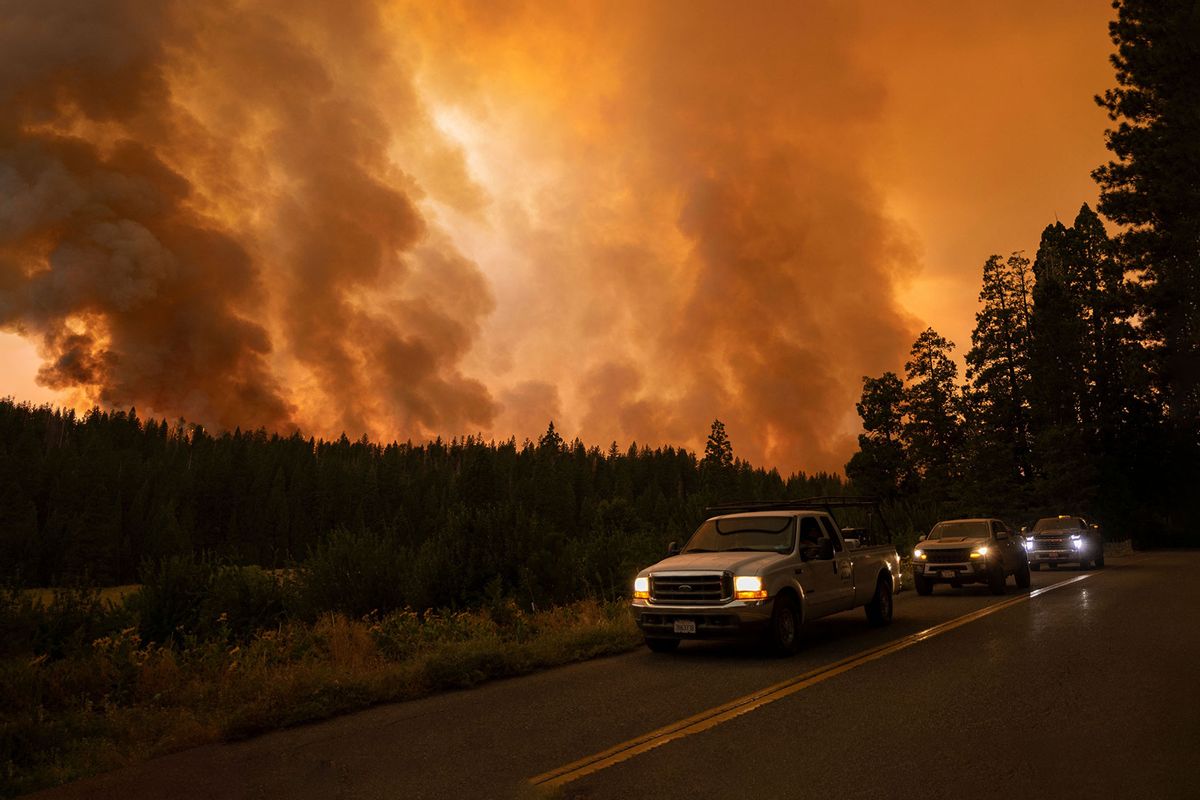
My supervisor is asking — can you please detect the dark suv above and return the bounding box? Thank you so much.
[912,518,1030,595]
[1023,516,1105,570]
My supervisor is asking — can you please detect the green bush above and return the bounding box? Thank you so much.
[132,554,217,644]
[297,528,409,618]
[199,566,293,641]
[133,556,292,644]
[0,583,129,660]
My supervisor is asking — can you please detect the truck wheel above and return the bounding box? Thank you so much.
[865,575,894,627]
[1016,560,1031,588]
[766,595,801,656]
[988,564,1007,594]
[914,573,933,596]
[1095,551,1105,568]
[1078,557,1092,570]
[645,638,679,653]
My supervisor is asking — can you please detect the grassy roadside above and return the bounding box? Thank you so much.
[0,596,641,797]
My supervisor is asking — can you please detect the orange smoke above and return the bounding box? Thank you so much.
[2,0,1006,472]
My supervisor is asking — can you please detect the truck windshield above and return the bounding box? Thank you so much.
[682,516,794,554]
[1033,517,1083,532]
[927,521,990,540]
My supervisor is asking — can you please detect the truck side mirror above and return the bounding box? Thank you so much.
[1020,526,1029,534]
[667,541,680,557]
[819,539,834,560]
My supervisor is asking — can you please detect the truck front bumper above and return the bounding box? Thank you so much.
[916,561,991,584]
[1028,550,1085,566]
[631,598,775,639]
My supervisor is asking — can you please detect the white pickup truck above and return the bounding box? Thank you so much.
[631,499,902,655]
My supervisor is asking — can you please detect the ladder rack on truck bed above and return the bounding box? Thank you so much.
[703,496,893,543]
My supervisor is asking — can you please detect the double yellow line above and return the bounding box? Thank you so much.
[529,573,1093,791]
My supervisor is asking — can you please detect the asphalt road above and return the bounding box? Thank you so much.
[33,552,1199,800]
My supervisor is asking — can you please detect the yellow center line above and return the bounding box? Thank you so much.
[529,572,1094,790]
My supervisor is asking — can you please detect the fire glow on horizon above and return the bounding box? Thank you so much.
[0,0,1113,473]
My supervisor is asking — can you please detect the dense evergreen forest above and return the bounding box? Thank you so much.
[0,403,846,606]
[847,0,1198,547]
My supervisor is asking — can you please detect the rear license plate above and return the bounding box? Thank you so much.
[673,619,696,634]
[939,570,955,578]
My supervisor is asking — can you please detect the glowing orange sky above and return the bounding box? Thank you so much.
[0,0,1115,473]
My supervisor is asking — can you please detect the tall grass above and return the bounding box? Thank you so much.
[0,584,638,798]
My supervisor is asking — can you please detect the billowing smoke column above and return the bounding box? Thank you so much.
[411,1,919,471]
[1,0,918,473]
[0,0,496,436]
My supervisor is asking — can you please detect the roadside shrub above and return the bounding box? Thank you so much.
[35,586,131,659]
[0,583,129,660]
[133,556,294,644]
[298,528,409,618]
[132,554,217,644]
[0,585,39,658]
[198,566,293,641]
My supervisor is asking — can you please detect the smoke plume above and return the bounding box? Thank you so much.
[1,0,921,471]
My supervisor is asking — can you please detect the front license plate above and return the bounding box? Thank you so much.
[673,619,696,634]
[940,570,955,578]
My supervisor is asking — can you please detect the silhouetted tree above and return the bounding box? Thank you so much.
[845,372,912,500]
[903,328,961,499]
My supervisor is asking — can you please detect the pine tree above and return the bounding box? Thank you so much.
[902,329,961,499]
[1094,0,1200,439]
[537,421,564,452]
[702,419,734,469]
[966,253,1035,488]
[845,372,912,499]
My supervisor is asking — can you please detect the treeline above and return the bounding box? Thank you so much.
[847,0,1199,547]
[0,403,843,605]
[846,205,1157,540]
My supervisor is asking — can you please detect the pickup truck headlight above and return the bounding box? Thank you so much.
[970,545,990,559]
[1023,539,1035,550]
[734,575,768,600]
[913,549,926,560]
[1071,535,1083,549]
[633,576,650,599]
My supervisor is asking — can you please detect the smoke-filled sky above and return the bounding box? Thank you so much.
[0,0,1114,473]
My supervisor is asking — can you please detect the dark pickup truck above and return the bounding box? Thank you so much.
[912,518,1031,595]
[1023,515,1105,569]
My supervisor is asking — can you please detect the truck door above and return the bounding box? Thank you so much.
[795,516,847,618]
[991,520,1018,571]
[819,515,856,612]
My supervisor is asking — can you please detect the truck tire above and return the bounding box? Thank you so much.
[988,564,1007,594]
[865,575,894,627]
[645,637,679,653]
[766,594,801,656]
[914,573,933,596]
[1016,559,1031,588]
[1095,551,1105,568]
[1078,556,1091,570]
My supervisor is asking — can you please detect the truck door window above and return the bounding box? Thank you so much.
[818,517,843,552]
[798,517,825,551]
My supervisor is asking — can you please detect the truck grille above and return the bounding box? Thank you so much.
[926,549,971,564]
[650,572,731,604]
[1032,536,1067,549]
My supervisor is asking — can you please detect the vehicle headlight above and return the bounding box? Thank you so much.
[913,549,926,560]
[970,545,990,559]
[633,576,650,599]
[1023,539,1034,550]
[734,575,767,600]
[1071,535,1083,549]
